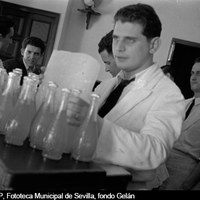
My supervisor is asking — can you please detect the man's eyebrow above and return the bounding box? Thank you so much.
[112,35,137,39]
[125,36,137,39]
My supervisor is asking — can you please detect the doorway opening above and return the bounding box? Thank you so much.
[166,38,200,99]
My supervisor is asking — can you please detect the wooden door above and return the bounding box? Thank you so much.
[0,1,60,66]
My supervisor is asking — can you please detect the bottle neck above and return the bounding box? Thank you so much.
[2,73,16,95]
[18,78,34,103]
[83,94,99,126]
[44,85,57,112]
[0,68,7,90]
[89,94,99,122]
[58,89,70,113]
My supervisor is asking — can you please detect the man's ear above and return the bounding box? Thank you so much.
[21,48,24,56]
[149,37,161,54]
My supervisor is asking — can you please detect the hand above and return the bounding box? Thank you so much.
[38,73,44,85]
[66,95,90,126]
[40,66,46,73]
[38,66,46,85]
[83,0,95,7]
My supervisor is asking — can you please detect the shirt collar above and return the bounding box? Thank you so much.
[195,97,200,106]
[116,63,156,82]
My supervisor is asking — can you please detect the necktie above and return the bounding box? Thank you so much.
[98,78,135,118]
[185,99,195,119]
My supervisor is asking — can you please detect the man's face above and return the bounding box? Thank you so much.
[112,21,154,74]
[99,49,120,77]
[21,44,42,67]
[190,62,200,94]
[0,27,14,52]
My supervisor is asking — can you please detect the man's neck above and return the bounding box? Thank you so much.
[122,62,154,80]
[194,93,200,98]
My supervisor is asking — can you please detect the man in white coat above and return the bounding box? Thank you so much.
[67,3,186,190]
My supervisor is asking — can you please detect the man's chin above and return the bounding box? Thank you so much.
[116,65,127,71]
[27,62,35,67]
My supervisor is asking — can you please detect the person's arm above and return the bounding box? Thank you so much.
[181,162,200,190]
[0,59,4,68]
[3,59,16,73]
[36,66,46,85]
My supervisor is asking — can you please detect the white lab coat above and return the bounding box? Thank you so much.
[94,64,186,189]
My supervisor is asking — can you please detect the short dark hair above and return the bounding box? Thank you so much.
[161,65,175,78]
[98,30,113,54]
[0,16,15,37]
[114,3,162,39]
[22,36,46,54]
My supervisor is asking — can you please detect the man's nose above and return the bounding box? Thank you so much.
[105,65,110,72]
[29,53,35,59]
[115,40,125,51]
[191,74,197,81]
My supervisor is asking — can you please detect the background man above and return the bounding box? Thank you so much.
[93,30,121,90]
[160,57,200,190]
[0,16,14,63]
[98,30,120,77]
[3,36,45,84]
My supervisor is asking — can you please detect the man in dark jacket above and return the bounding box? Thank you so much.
[3,36,45,84]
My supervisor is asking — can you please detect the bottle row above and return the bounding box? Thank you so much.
[0,67,100,162]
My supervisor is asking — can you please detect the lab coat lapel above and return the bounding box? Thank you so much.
[97,78,118,108]
[106,88,151,121]
[183,107,200,130]
[106,64,162,121]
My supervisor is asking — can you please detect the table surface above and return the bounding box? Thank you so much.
[0,135,131,190]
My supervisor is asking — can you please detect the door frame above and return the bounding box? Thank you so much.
[0,1,60,66]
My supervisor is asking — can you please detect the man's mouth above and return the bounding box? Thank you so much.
[116,56,127,62]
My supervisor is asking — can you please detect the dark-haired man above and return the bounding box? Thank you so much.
[66,3,186,190]
[160,57,200,190]
[0,16,14,59]
[3,36,46,84]
[98,30,120,77]
[93,30,121,90]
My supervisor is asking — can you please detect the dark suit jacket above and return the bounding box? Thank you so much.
[3,58,41,84]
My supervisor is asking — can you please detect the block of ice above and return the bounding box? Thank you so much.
[36,50,100,110]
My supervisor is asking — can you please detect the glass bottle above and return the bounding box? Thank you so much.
[64,88,82,154]
[35,81,54,112]
[12,68,22,105]
[28,72,40,87]
[0,59,3,68]
[42,88,70,160]
[71,93,100,162]
[29,81,57,150]
[0,68,8,94]
[4,77,36,146]
[13,68,22,75]
[29,73,40,105]
[0,72,16,134]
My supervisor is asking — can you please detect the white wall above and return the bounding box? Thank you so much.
[2,0,200,81]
